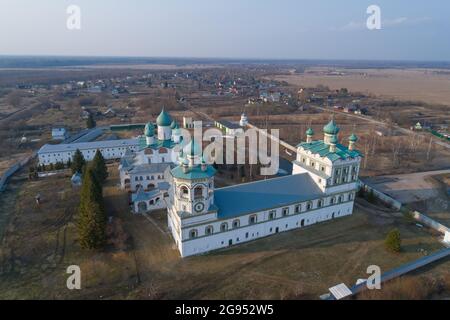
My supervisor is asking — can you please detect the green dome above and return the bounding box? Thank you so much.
[349,133,358,142]
[144,122,155,137]
[306,128,314,136]
[329,135,338,144]
[156,108,172,126]
[170,120,177,129]
[323,120,340,135]
[184,139,202,157]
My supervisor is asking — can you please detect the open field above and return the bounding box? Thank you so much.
[273,68,450,106]
[0,167,448,299]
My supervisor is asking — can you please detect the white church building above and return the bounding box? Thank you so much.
[166,119,362,257]
[118,108,183,213]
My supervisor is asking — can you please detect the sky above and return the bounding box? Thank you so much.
[0,0,449,61]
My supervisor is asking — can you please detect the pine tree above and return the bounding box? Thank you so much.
[86,113,96,129]
[78,167,106,249]
[71,149,86,174]
[91,149,108,184]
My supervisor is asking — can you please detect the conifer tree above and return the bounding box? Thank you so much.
[86,113,96,129]
[78,167,106,249]
[91,149,108,184]
[71,149,86,174]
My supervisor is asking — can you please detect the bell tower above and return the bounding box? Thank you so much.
[170,139,216,216]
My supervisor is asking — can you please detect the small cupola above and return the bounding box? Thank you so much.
[306,127,314,143]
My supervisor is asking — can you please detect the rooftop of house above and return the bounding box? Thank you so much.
[214,173,323,219]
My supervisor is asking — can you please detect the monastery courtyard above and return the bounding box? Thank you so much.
[0,166,448,299]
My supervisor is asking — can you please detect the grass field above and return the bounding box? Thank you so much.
[0,167,448,300]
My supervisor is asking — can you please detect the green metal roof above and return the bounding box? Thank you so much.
[184,139,202,156]
[323,119,340,135]
[144,122,155,137]
[138,136,178,150]
[349,133,358,142]
[170,120,177,129]
[156,108,172,126]
[306,128,314,136]
[171,165,216,180]
[297,140,362,162]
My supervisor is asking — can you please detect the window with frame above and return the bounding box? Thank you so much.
[249,215,257,224]
[232,219,240,229]
[295,204,301,213]
[189,229,197,239]
[180,186,189,198]
[307,202,312,210]
[269,210,276,220]
[282,207,289,216]
[220,223,228,232]
[205,226,213,235]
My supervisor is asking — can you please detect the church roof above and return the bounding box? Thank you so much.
[144,122,155,137]
[171,165,216,180]
[128,162,172,175]
[349,133,358,142]
[214,173,323,219]
[156,108,172,127]
[323,119,340,135]
[297,140,362,162]
[306,128,314,136]
[138,136,178,150]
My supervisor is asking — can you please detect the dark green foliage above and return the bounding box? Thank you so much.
[71,149,86,174]
[77,167,106,250]
[91,150,108,185]
[385,228,401,253]
[86,113,96,129]
[367,189,376,203]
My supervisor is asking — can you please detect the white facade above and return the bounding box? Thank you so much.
[38,139,139,165]
[167,120,362,258]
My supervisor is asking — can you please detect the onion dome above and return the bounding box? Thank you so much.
[306,128,314,136]
[156,108,172,126]
[349,133,358,142]
[329,135,338,145]
[323,119,340,135]
[144,122,155,137]
[170,120,177,129]
[184,139,202,157]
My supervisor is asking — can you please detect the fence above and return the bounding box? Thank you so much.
[358,182,402,210]
[412,211,449,234]
[0,153,36,192]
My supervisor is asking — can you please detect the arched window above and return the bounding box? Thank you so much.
[232,219,240,229]
[205,225,214,235]
[194,186,203,199]
[317,199,323,208]
[180,186,189,198]
[144,148,153,155]
[159,147,168,154]
[220,223,228,232]
[306,201,313,210]
[249,215,257,225]
[147,183,155,190]
[330,197,335,204]
[338,195,343,203]
[189,229,198,239]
